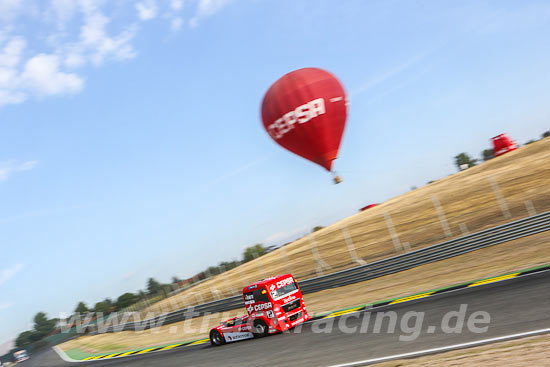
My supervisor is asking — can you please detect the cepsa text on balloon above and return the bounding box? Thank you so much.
[267,98,326,140]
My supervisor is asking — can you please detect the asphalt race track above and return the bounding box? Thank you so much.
[24,270,550,367]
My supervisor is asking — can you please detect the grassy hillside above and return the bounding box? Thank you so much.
[59,231,550,355]
[59,138,550,355]
[140,138,550,316]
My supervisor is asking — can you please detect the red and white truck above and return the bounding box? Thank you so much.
[209,274,310,346]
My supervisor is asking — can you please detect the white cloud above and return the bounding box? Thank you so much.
[170,0,183,12]
[64,50,85,68]
[0,89,25,105]
[0,0,24,22]
[171,17,183,31]
[17,160,37,171]
[0,2,139,106]
[0,169,10,181]
[49,0,78,26]
[80,11,108,45]
[21,54,83,95]
[78,9,137,66]
[0,161,38,181]
[0,263,24,286]
[0,302,13,311]
[0,37,26,105]
[0,0,236,107]
[0,36,134,107]
[190,0,232,27]
[136,0,158,21]
[196,0,232,17]
[0,36,25,68]
[78,0,103,15]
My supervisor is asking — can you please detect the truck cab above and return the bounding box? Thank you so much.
[13,350,29,363]
[210,274,309,346]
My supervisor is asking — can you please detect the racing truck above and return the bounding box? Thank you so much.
[209,274,310,346]
[13,350,29,363]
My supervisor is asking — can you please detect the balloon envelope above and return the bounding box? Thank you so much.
[261,67,347,171]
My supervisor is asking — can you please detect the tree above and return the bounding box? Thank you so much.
[204,266,218,277]
[481,148,494,161]
[116,293,138,310]
[242,244,266,263]
[543,131,550,138]
[219,260,240,271]
[34,312,56,334]
[454,153,477,171]
[74,302,89,315]
[93,299,113,315]
[147,278,162,295]
[15,331,35,348]
[33,312,56,339]
[171,276,181,284]
[525,139,536,145]
[312,226,325,232]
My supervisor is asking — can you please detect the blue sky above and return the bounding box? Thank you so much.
[1,0,549,349]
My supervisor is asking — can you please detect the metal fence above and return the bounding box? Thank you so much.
[90,211,549,334]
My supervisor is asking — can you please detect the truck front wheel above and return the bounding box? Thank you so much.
[210,330,225,346]
[253,320,269,338]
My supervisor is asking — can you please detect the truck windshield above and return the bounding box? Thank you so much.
[270,282,297,299]
[244,288,270,303]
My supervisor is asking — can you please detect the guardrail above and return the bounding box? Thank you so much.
[90,211,550,334]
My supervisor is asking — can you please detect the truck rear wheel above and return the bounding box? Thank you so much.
[253,320,269,338]
[210,330,225,346]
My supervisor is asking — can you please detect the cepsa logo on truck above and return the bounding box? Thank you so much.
[209,274,310,346]
[275,277,294,289]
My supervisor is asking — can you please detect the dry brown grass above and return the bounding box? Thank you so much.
[59,138,550,355]
[143,138,550,316]
[59,231,550,354]
[377,334,550,367]
[301,231,550,314]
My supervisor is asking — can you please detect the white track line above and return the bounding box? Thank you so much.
[326,328,550,367]
[52,268,550,363]
[52,346,81,363]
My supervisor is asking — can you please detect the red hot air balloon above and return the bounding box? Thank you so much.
[261,68,348,183]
